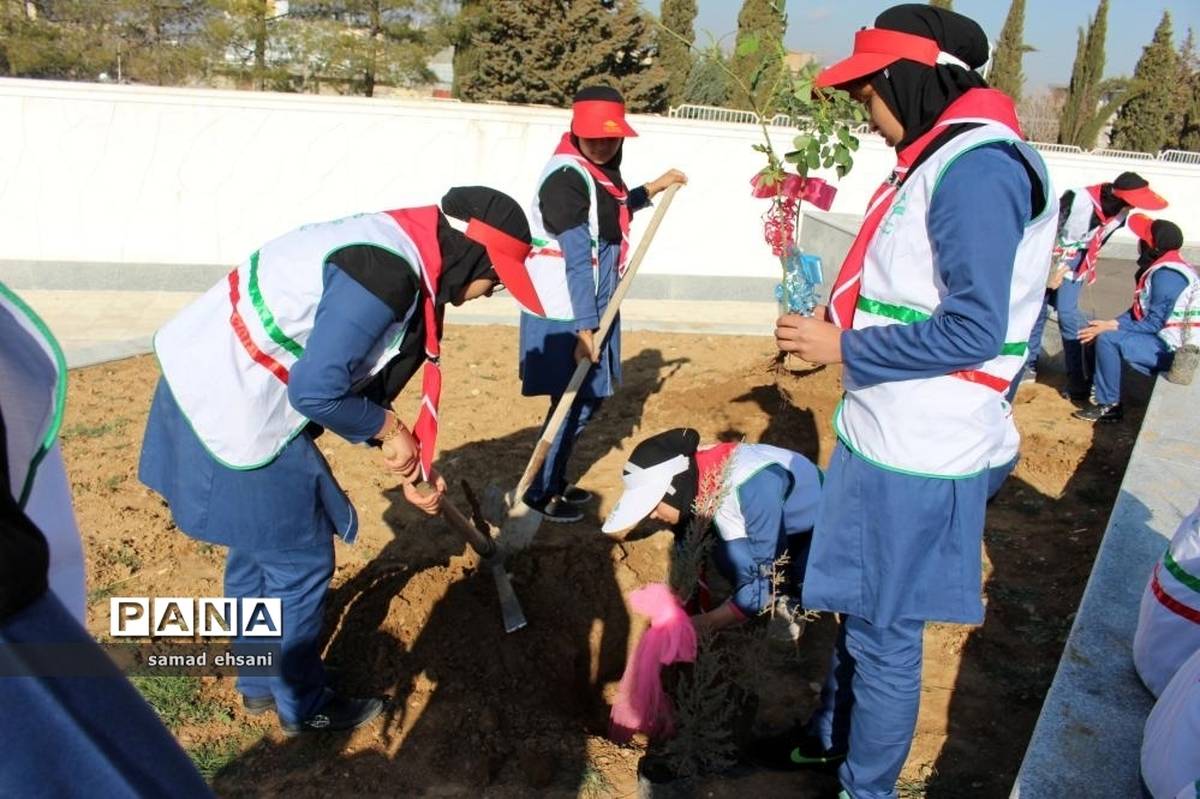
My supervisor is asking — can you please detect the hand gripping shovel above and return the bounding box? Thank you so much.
[386,446,528,633]
[489,183,683,552]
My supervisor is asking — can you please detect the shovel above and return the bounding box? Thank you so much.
[490,183,683,552]
[386,446,528,633]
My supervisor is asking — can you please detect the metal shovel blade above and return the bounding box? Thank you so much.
[487,558,527,633]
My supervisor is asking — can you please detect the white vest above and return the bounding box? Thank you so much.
[1134,498,1200,698]
[711,444,819,543]
[155,212,424,468]
[0,284,86,621]
[837,124,1058,478]
[526,155,601,321]
[1056,188,1127,280]
[1137,261,1200,351]
[1141,647,1200,799]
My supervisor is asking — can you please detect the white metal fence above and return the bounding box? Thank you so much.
[670,104,1200,166]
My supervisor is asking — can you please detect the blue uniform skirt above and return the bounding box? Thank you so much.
[518,240,622,399]
[803,442,989,625]
[138,378,356,551]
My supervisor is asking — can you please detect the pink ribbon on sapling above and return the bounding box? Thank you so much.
[609,583,698,743]
[749,172,837,211]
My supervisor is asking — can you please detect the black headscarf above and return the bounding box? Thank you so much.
[868,4,990,150]
[1135,218,1185,279]
[540,86,628,241]
[438,185,531,305]
[354,186,530,408]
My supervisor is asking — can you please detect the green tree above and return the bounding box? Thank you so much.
[1171,27,1200,150]
[447,0,485,98]
[681,43,728,106]
[208,0,296,90]
[658,0,696,106]
[1110,11,1182,153]
[988,0,1033,104]
[1059,0,1112,147]
[108,0,216,86]
[729,0,785,113]
[288,0,438,96]
[460,0,668,113]
[928,0,952,9]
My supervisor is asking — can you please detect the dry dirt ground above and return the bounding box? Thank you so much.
[64,325,1145,798]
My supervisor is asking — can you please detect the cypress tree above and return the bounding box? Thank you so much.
[658,0,696,107]
[928,0,953,9]
[681,43,729,107]
[1172,27,1200,150]
[460,0,668,113]
[1110,11,1182,153]
[729,0,785,114]
[1058,0,1109,147]
[989,0,1033,104]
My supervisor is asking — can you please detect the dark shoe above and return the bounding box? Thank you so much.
[241,694,275,716]
[560,484,593,505]
[1073,402,1123,423]
[523,494,584,524]
[749,726,845,774]
[280,694,385,736]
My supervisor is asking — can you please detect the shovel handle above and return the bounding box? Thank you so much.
[512,183,682,500]
[383,442,497,558]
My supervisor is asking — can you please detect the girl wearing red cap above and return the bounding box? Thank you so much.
[138,187,543,736]
[1074,215,1199,422]
[1017,171,1169,401]
[517,86,686,523]
[768,6,1057,796]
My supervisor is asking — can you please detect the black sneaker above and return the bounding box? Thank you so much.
[241,694,275,716]
[1073,402,1123,423]
[749,727,845,774]
[524,495,584,524]
[560,485,593,505]
[280,694,385,736]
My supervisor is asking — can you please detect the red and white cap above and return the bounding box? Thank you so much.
[571,86,637,138]
[816,27,971,89]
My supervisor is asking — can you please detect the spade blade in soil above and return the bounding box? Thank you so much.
[488,560,527,633]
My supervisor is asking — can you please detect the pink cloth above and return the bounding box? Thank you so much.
[609,583,698,742]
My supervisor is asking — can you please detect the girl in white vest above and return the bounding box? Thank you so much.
[1075,216,1198,423]
[139,187,544,736]
[770,6,1057,797]
[1,283,212,797]
[601,428,822,633]
[1133,497,1200,698]
[516,86,686,523]
[1018,173,1167,401]
[1141,647,1200,799]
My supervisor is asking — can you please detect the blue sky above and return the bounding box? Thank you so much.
[641,1,1200,91]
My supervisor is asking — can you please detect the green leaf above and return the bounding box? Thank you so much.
[806,149,821,171]
[847,136,860,152]
[736,34,760,57]
[783,150,805,164]
[836,164,850,179]
[836,127,851,146]
[834,144,850,164]
[792,134,813,151]
[822,156,834,169]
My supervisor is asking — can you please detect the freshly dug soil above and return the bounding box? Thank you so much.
[65,325,1144,797]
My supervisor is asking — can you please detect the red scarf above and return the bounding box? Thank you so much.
[385,207,445,479]
[1074,184,1120,286]
[553,132,631,275]
[826,89,1024,330]
[1132,250,1186,321]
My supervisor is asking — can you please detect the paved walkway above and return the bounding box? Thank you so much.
[17,290,782,368]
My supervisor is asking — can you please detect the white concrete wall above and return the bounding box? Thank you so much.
[3,78,1198,282]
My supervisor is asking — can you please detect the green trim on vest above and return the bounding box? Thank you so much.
[151,334,311,472]
[0,282,70,507]
[931,137,1054,228]
[857,296,1027,355]
[1164,549,1200,595]
[248,250,306,359]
